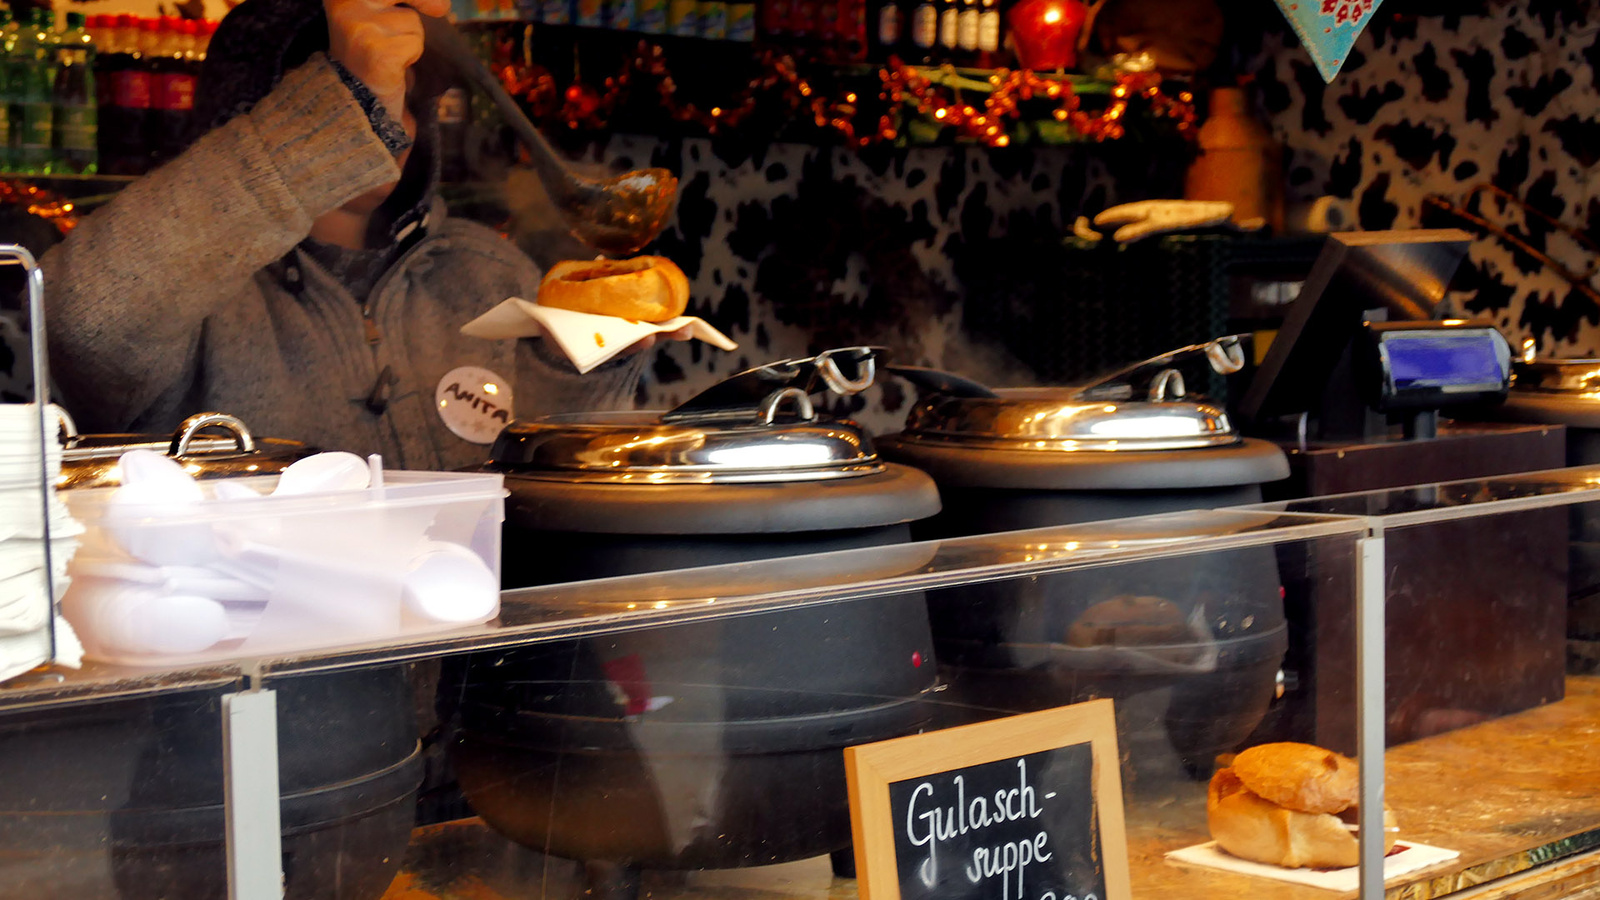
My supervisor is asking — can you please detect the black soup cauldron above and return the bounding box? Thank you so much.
[0,667,420,900]
[875,341,1292,776]
[0,412,417,900]
[451,349,941,887]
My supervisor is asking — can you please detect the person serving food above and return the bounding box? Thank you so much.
[43,0,685,470]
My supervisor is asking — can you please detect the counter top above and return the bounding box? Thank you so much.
[1139,675,1600,899]
[384,676,1600,900]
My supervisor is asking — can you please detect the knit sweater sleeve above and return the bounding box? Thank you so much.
[42,54,401,431]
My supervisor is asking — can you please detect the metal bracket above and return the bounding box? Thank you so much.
[1355,532,1387,900]
[224,685,285,900]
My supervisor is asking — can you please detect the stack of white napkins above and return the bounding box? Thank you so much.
[462,298,738,374]
[1165,840,1460,891]
[0,405,84,683]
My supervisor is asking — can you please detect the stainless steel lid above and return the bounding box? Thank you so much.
[892,336,1248,453]
[489,409,882,484]
[491,347,888,484]
[1511,357,1600,395]
[898,389,1239,452]
[58,412,310,490]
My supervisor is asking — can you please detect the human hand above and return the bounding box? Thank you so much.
[324,0,451,129]
[620,325,696,357]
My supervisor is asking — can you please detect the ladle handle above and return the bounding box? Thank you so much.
[418,14,577,206]
[661,347,887,423]
[884,366,999,399]
[1074,334,1248,399]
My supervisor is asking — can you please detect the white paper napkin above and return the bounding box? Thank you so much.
[0,626,49,684]
[1164,840,1460,892]
[462,297,738,374]
[0,615,82,683]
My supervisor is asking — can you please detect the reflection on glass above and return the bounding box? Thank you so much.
[1251,465,1600,521]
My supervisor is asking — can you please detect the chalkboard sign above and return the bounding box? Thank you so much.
[845,700,1129,900]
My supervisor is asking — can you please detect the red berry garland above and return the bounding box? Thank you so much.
[0,179,80,234]
[494,39,1196,148]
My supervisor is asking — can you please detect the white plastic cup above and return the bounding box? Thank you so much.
[401,541,499,626]
[64,579,228,657]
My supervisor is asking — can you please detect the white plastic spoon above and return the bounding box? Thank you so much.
[271,452,371,496]
[105,450,215,566]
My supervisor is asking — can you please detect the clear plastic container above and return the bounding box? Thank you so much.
[58,470,506,664]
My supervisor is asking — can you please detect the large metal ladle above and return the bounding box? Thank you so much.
[418,14,679,256]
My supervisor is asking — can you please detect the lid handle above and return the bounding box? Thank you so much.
[758,388,816,424]
[170,412,256,457]
[55,406,78,442]
[1149,369,1186,401]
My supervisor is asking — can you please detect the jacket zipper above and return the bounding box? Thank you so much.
[361,302,383,346]
[357,235,439,416]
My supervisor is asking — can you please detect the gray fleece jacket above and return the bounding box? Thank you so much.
[43,55,643,472]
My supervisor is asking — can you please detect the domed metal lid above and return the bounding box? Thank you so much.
[891,336,1247,453]
[57,412,310,490]
[490,348,887,484]
[899,389,1238,452]
[490,410,882,484]
[1511,357,1600,396]
[1498,351,1600,427]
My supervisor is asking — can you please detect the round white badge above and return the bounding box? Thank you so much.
[435,366,514,444]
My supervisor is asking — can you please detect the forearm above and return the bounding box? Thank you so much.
[44,55,401,429]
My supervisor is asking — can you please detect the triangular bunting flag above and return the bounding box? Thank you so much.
[1273,0,1387,82]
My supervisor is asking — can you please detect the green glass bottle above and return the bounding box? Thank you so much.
[54,11,97,173]
[0,9,18,173]
[13,9,57,174]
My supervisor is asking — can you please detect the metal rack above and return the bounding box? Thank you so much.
[3,244,57,663]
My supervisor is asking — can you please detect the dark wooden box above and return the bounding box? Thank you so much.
[1260,422,1570,753]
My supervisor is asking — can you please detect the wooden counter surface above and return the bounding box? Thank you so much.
[385,677,1600,900]
[1139,675,1600,900]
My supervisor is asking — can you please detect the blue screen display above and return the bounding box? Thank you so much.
[1384,333,1505,389]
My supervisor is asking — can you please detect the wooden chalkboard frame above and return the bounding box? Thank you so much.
[845,699,1131,900]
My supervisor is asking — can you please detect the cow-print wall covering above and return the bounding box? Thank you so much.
[17,1,1595,438]
[1246,2,1600,356]
[614,1,1600,430]
[603,0,1600,428]
[584,135,1187,432]
[0,137,1183,435]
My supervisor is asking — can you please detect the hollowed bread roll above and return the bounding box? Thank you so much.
[1231,741,1358,815]
[1206,743,1397,869]
[537,256,690,323]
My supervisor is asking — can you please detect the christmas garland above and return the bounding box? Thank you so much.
[882,64,1196,146]
[0,179,81,234]
[491,39,1197,148]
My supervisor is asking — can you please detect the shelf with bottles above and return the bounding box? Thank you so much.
[0,7,98,179]
[0,10,218,183]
